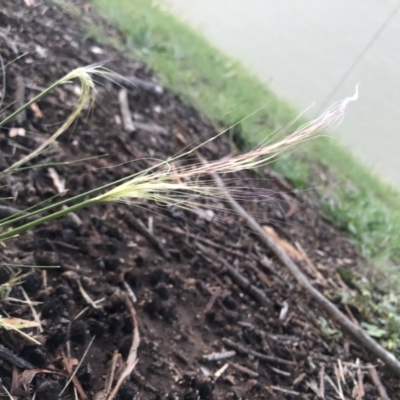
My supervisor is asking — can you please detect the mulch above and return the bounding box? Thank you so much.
[0,1,399,399]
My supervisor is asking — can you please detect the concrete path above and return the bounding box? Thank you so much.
[161,0,400,187]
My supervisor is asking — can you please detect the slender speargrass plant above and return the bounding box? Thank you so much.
[1,63,113,174]
[0,62,357,342]
[0,77,358,243]
[99,84,359,207]
[0,63,113,334]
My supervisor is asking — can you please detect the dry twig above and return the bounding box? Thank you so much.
[14,76,26,124]
[118,89,135,133]
[231,362,259,378]
[222,338,295,367]
[367,363,390,400]
[20,287,43,333]
[121,210,169,259]
[109,73,163,94]
[209,168,400,377]
[60,336,94,400]
[161,224,254,261]
[196,242,272,308]
[106,293,140,400]
[202,351,236,361]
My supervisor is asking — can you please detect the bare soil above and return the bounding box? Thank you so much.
[0,1,398,399]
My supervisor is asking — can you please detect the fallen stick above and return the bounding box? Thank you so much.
[109,73,163,94]
[166,220,289,289]
[367,363,390,400]
[196,242,272,308]
[15,76,26,124]
[209,169,400,377]
[222,338,295,367]
[230,362,259,378]
[160,223,255,261]
[121,209,170,259]
[106,293,140,400]
[118,88,135,133]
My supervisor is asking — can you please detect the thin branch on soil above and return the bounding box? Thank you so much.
[73,298,106,321]
[255,252,293,290]
[77,279,101,309]
[230,362,259,378]
[214,363,229,379]
[202,286,222,315]
[14,76,26,124]
[270,386,301,396]
[0,345,34,370]
[10,366,18,397]
[94,351,123,400]
[367,363,390,400]
[109,73,163,94]
[53,240,81,252]
[7,297,41,306]
[0,379,14,400]
[106,293,140,400]
[356,360,365,399]
[269,365,291,377]
[118,89,135,133]
[107,352,122,396]
[222,338,296,367]
[246,261,274,289]
[325,373,344,400]
[196,242,272,308]
[60,336,94,400]
[202,351,236,361]
[121,210,169,259]
[209,167,400,377]
[161,224,254,261]
[319,364,325,399]
[1,320,40,346]
[122,280,137,303]
[20,287,43,333]
[296,242,327,285]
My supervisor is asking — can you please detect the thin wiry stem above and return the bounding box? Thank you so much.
[0,87,358,242]
[99,86,359,208]
[0,197,98,241]
[2,65,114,173]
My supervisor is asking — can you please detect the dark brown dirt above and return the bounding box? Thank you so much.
[0,1,398,399]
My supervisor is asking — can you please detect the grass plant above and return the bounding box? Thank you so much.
[1,1,400,393]
[0,49,398,393]
[0,73,356,243]
[85,0,400,267]
[0,63,349,340]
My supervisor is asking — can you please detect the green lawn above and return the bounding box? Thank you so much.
[89,0,400,266]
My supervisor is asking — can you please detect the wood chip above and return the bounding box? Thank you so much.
[231,363,259,378]
[14,76,26,124]
[48,167,65,194]
[9,127,25,137]
[30,102,43,118]
[118,88,135,133]
[203,351,236,361]
[134,121,168,135]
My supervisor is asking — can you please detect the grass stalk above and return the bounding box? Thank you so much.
[0,88,356,242]
[91,0,400,265]
[0,197,98,241]
[2,64,113,173]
